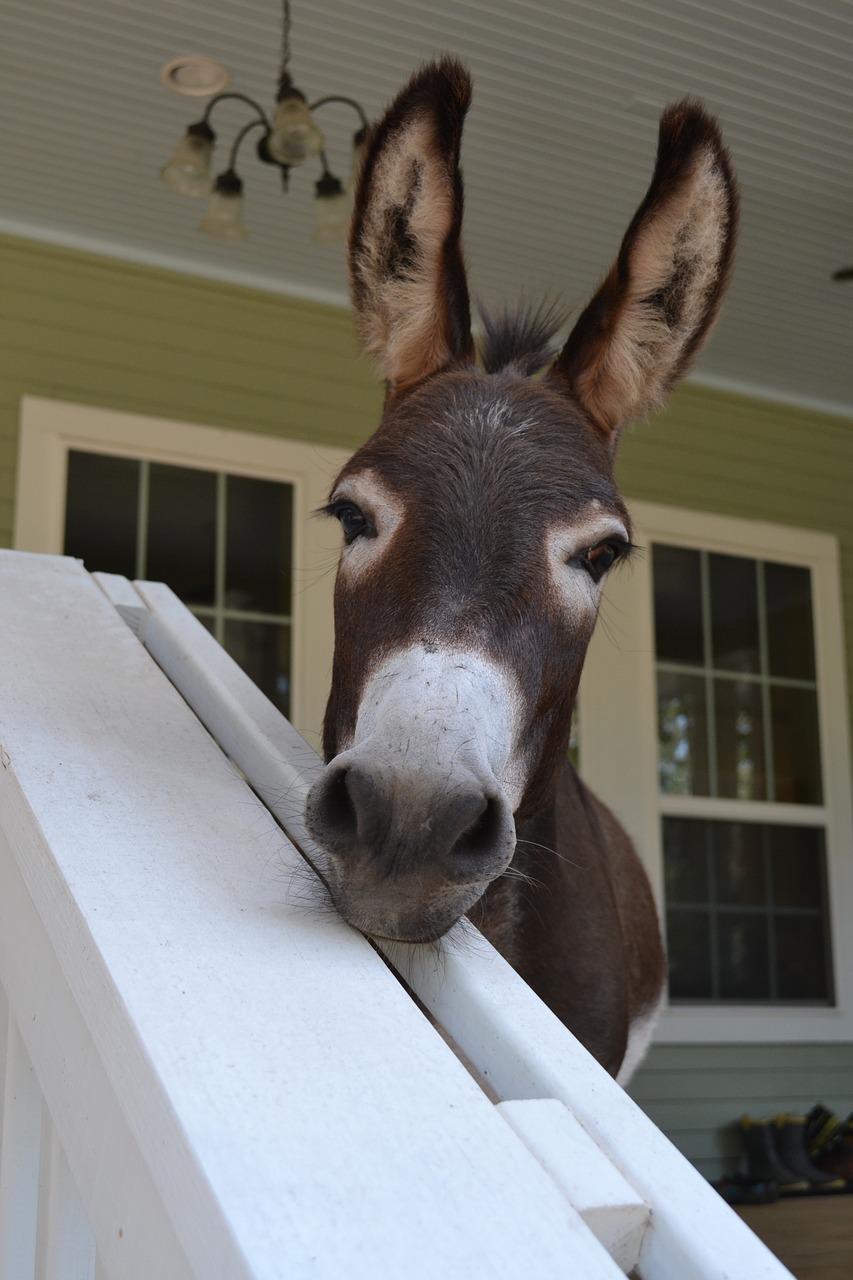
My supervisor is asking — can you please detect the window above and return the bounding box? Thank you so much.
[654,547,821,805]
[15,397,350,751]
[64,451,294,717]
[652,544,832,1006]
[580,502,853,1042]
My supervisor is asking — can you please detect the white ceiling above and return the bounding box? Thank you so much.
[4,0,853,415]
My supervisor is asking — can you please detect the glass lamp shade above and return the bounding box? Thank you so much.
[160,122,215,197]
[198,171,246,241]
[266,89,325,166]
[314,173,348,245]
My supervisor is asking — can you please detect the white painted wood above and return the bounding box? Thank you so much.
[36,1116,97,1280]
[0,825,197,1280]
[0,1002,42,1279]
[106,567,795,1279]
[379,939,794,1280]
[0,550,625,1279]
[93,572,150,642]
[498,1099,649,1274]
[122,576,325,862]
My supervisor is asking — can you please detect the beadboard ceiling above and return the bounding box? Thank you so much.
[3,0,853,414]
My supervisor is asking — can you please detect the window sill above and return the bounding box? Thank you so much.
[654,1002,853,1044]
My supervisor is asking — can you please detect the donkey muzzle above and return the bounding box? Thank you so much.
[305,755,517,941]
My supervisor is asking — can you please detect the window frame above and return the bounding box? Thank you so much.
[580,500,853,1042]
[15,396,350,752]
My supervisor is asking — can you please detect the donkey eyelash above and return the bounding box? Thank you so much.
[570,537,635,582]
[321,500,375,545]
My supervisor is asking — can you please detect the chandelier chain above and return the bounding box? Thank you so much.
[280,0,292,78]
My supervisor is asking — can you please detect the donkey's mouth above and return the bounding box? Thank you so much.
[325,876,490,948]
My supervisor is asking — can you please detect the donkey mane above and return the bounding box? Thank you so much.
[477,301,568,376]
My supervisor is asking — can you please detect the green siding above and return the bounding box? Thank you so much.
[2,232,851,1182]
[0,233,382,548]
[630,1042,853,1180]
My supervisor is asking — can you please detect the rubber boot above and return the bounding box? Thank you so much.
[805,1105,853,1182]
[773,1114,847,1191]
[739,1116,809,1193]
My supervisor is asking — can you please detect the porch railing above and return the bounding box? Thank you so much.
[0,550,792,1279]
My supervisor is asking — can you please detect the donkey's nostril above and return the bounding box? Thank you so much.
[322,767,358,838]
[451,794,509,863]
[309,762,383,848]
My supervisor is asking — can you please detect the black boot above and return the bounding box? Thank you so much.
[739,1116,809,1193]
[773,1114,847,1192]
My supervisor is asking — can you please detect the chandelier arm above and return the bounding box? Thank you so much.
[227,119,270,172]
[309,95,370,130]
[202,92,273,131]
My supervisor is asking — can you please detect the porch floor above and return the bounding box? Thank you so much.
[734,1193,853,1280]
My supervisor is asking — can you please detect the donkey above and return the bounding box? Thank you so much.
[306,58,737,1082]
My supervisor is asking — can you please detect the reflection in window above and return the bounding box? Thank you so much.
[653,545,821,804]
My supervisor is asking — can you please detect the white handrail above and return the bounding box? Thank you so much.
[123,572,795,1280]
[0,552,794,1279]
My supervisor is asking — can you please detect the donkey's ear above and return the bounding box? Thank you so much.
[549,101,738,449]
[349,57,475,396]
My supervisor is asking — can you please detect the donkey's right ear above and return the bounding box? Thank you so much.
[349,57,475,396]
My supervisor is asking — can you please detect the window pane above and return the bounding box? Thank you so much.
[769,826,825,909]
[653,545,703,665]
[714,678,767,800]
[775,916,832,1002]
[663,816,833,1006]
[765,562,815,681]
[64,450,138,576]
[225,476,293,615]
[770,686,823,804]
[658,671,709,795]
[712,821,766,905]
[147,463,216,605]
[717,912,771,1000]
[224,619,291,717]
[666,910,712,999]
[664,818,710,903]
[709,553,760,673]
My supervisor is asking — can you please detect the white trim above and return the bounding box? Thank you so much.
[686,369,853,424]
[582,500,853,1043]
[14,396,350,750]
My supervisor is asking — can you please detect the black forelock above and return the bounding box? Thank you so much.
[477,301,568,376]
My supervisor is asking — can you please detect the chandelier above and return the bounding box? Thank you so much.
[160,0,370,244]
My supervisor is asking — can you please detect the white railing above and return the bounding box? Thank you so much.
[0,550,792,1279]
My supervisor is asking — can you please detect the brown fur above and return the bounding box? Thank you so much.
[307,59,737,1080]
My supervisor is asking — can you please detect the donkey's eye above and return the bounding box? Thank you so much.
[333,503,370,544]
[574,539,629,582]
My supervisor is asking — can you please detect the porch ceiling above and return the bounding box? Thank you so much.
[4,0,852,415]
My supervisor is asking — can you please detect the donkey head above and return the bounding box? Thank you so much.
[306,58,737,942]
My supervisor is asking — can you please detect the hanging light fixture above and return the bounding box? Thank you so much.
[159,0,370,244]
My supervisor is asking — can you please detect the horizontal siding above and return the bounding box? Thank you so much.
[629,1042,853,1180]
[0,234,383,547]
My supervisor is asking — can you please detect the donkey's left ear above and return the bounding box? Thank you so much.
[349,57,475,396]
[548,101,738,450]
